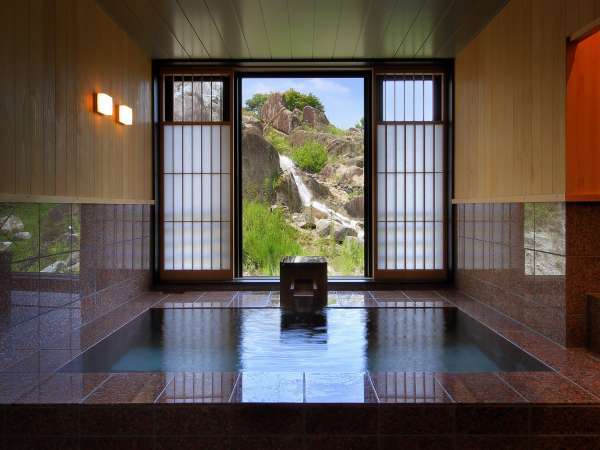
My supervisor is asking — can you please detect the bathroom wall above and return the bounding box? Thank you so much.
[0,203,152,373]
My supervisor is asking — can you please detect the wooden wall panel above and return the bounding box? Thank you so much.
[0,0,153,204]
[454,0,600,203]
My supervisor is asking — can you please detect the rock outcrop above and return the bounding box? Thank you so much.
[275,172,303,213]
[242,131,281,202]
[344,196,364,218]
[260,93,300,134]
[302,105,329,127]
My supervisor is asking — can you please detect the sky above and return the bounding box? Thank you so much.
[242,77,364,129]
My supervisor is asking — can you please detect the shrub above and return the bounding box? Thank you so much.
[242,201,302,275]
[245,93,269,114]
[355,117,364,129]
[292,141,327,173]
[282,89,323,112]
[325,124,346,137]
[332,238,364,275]
[264,127,291,154]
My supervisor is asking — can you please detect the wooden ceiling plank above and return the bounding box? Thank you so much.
[313,0,342,58]
[259,0,292,59]
[333,0,372,58]
[203,0,251,59]
[288,0,315,59]
[379,0,424,58]
[352,0,397,58]
[394,0,450,57]
[229,0,271,59]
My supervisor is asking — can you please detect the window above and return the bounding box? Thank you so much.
[375,73,446,277]
[160,72,233,280]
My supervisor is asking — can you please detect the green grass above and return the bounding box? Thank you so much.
[291,141,327,173]
[325,124,346,137]
[264,127,292,154]
[242,201,302,276]
[331,238,364,275]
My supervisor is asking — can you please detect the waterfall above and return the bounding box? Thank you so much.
[279,154,364,240]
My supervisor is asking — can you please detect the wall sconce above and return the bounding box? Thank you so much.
[118,105,133,125]
[95,93,113,116]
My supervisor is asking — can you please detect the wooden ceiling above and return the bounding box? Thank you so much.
[96,0,508,60]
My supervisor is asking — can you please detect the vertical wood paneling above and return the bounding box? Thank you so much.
[454,0,598,203]
[0,0,152,203]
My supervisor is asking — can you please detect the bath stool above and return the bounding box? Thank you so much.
[280,256,327,311]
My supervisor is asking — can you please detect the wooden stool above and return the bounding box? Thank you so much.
[280,256,327,311]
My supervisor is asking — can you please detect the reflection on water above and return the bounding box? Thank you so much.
[62,308,549,374]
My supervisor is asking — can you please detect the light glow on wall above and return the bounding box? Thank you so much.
[95,93,113,116]
[118,105,133,125]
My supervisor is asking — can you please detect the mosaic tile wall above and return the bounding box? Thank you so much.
[456,201,600,347]
[0,203,152,372]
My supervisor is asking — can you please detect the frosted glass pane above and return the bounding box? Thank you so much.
[173,174,182,221]
[377,125,386,171]
[221,174,230,221]
[415,173,424,221]
[435,173,443,221]
[414,221,424,269]
[425,174,434,221]
[183,175,193,221]
[221,222,230,270]
[212,222,221,269]
[211,126,221,173]
[202,175,211,220]
[434,125,443,172]
[211,175,220,221]
[192,175,202,221]
[386,124,396,171]
[405,80,414,121]
[435,222,444,269]
[405,222,415,269]
[164,126,173,173]
[384,80,394,121]
[405,174,414,221]
[164,175,174,221]
[425,221,434,269]
[405,126,414,172]
[183,222,193,269]
[425,125,434,172]
[395,174,405,220]
[377,174,386,219]
[192,126,202,173]
[173,126,183,173]
[221,126,230,173]
[386,222,396,269]
[164,222,173,270]
[202,222,211,269]
[193,223,202,270]
[424,80,433,121]
[415,125,424,172]
[377,221,386,269]
[202,126,211,173]
[396,222,405,269]
[386,174,395,221]
[414,79,423,121]
[395,125,405,171]
[173,222,183,270]
[183,126,192,172]
[395,81,405,121]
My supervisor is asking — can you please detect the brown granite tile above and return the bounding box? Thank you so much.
[202,291,239,301]
[5,437,80,449]
[80,404,154,436]
[305,405,377,435]
[304,436,378,450]
[228,404,304,435]
[530,405,600,435]
[16,373,110,404]
[453,436,533,450]
[80,437,154,450]
[157,372,239,403]
[370,372,452,403]
[566,203,600,257]
[156,436,230,450]
[84,373,172,404]
[155,404,229,435]
[379,435,455,450]
[566,256,600,315]
[378,404,453,434]
[529,436,600,450]
[401,290,443,299]
[304,373,377,403]
[435,373,525,403]
[232,435,305,450]
[5,405,79,436]
[499,372,598,403]
[369,290,408,300]
[455,405,529,435]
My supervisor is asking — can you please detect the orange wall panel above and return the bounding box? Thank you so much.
[566,30,600,201]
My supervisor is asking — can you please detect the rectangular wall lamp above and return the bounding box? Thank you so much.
[95,93,113,116]
[118,105,133,125]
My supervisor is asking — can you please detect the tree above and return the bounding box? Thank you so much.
[245,93,269,114]
[282,89,324,112]
[355,117,364,129]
